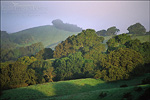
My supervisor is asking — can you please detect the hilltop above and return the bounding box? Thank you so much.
[10,25,79,49]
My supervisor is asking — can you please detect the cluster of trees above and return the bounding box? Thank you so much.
[52,19,82,32]
[13,34,35,45]
[1,42,44,62]
[96,23,149,36]
[54,29,105,58]
[53,29,150,82]
[94,48,144,81]
[0,31,17,49]
[1,23,150,90]
[35,48,53,60]
[127,23,146,35]
[53,52,95,81]
[106,34,150,63]
[96,26,120,36]
[0,30,35,49]
[0,56,55,90]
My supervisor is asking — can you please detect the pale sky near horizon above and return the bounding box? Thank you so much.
[1,1,150,34]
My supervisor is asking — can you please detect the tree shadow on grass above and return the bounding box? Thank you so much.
[49,80,107,98]
[0,88,48,100]
[1,75,149,100]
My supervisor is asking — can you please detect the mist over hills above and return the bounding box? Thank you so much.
[1,20,82,49]
[11,25,78,48]
[52,19,82,32]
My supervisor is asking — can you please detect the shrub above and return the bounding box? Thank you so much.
[134,87,143,92]
[142,76,150,84]
[138,88,150,100]
[99,92,107,98]
[120,84,128,88]
[122,92,132,100]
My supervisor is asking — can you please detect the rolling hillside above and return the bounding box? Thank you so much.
[10,25,79,49]
[1,73,150,100]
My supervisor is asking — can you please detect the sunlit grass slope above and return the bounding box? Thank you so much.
[10,25,78,48]
[131,35,150,42]
[43,84,149,100]
[1,73,150,100]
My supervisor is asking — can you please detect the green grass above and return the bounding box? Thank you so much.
[131,35,150,43]
[42,84,149,100]
[1,73,150,100]
[10,25,79,48]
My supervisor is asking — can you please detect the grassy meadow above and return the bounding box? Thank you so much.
[1,73,150,100]
[131,35,150,43]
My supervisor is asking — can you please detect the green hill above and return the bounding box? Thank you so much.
[131,35,150,43]
[10,25,79,49]
[1,73,150,100]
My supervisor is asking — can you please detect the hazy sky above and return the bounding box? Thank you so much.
[1,1,150,34]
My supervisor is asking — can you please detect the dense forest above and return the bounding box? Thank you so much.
[0,22,150,91]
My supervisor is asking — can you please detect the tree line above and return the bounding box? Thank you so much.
[0,22,150,90]
[0,42,44,62]
[52,19,82,32]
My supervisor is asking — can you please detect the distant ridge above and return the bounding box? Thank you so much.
[10,25,80,49]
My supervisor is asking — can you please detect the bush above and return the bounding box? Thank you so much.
[142,76,150,84]
[138,88,150,100]
[120,84,128,88]
[122,92,132,100]
[134,87,143,92]
[99,92,107,98]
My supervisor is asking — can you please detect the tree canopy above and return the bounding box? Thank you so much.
[127,23,146,35]
[96,26,120,36]
[54,29,105,58]
[52,19,82,32]
[95,48,144,81]
[53,52,95,80]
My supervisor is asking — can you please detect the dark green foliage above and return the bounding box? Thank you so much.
[125,39,141,51]
[138,88,150,100]
[96,30,107,36]
[120,84,128,88]
[127,23,146,35]
[0,61,28,89]
[54,52,95,81]
[52,19,82,32]
[13,34,34,45]
[29,60,55,83]
[123,92,132,100]
[95,48,144,81]
[107,33,150,64]
[1,42,44,62]
[0,56,55,90]
[106,26,120,36]
[35,48,53,60]
[146,31,150,35]
[99,92,107,98]
[134,87,143,92]
[125,40,150,63]
[0,56,37,89]
[54,29,105,58]
[142,76,150,84]
[96,26,120,36]
[0,31,17,49]
[107,33,131,52]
